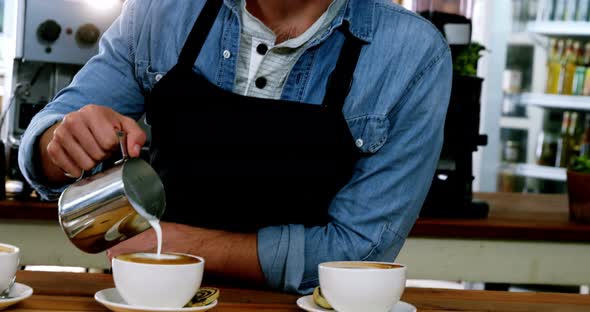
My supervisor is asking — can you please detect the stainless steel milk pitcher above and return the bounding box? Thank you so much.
[58,132,166,253]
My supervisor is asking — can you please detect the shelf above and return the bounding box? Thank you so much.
[508,32,534,45]
[500,116,530,130]
[528,21,590,37]
[518,93,590,111]
[510,163,567,181]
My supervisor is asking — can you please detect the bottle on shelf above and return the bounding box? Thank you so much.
[537,0,554,21]
[561,40,579,95]
[575,42,590,95]
[537,0,590,21]
[536,113,561,167]
[584,42,590,96]
[498,129,527,193]
[546,39,564,94]
[556,111,572,167]
[565,0,578,21]
[553,0,566,21]
[512,0,538,31]
[580,114,590,157]
[556,111,584,167]
[568,111,583,160]
[578,0,590,21]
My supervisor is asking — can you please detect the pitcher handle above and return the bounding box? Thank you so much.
[115,131,129,165]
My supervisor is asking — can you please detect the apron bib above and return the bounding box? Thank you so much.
[145,0,364,232]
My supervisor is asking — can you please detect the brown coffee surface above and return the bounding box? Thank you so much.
[0,245,15,253]
[324,262,403,269]
[116,253,200,265]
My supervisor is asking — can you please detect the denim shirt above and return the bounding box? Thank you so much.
[19,0,452,294]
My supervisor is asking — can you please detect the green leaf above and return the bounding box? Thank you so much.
[453,42,486,76]
[570,156,590,173]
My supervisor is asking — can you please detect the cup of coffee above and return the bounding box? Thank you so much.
[0,243,19,295]
[112,252,204,308]
[318,261,406,312]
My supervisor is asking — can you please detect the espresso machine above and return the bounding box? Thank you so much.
[1,0,123,198]
[414,0,489,218]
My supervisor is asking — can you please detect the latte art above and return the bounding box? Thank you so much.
[323,262,403,269]
[116,252,201,265]
[0,245,15,253]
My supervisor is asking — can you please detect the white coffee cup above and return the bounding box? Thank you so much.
[112,253,204,308]
[318,261,406,312]
[0,243,20,294]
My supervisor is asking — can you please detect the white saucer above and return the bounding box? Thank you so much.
[0,283,34,311]
[95,288,217,312]
[296,295,416,312]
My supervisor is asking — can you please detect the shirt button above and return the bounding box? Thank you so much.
[256,44,268,55]
[155,73,163,82]
[255,77,267,89]
[223,50,231,59]
[355,139,364,148]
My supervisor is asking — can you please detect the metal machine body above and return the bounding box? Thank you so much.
[2,0,122,197]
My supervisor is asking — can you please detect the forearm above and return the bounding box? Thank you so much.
[189,227,266,285]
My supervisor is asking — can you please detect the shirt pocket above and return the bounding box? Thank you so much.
[346,115,390,154]
[135,60,168,93]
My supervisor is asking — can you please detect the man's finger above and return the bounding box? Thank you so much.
[71,122,107,162]
[80,105,120,151]
[120,116,147,158]
[46,141,83,178]
[55,128,97,171]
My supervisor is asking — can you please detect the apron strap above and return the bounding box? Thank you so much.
[322,24,364,110]
[178,0,224,68]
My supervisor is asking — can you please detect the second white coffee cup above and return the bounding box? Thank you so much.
[318,261,406,312]
[112,253,204,308]
[0,243,20,294]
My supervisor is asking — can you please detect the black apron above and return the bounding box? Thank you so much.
[145,0,363,232]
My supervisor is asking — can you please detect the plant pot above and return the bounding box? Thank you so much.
[566,170,590,223]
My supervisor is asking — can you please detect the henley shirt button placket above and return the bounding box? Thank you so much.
[255,77,267,89]
[256,43,269,55]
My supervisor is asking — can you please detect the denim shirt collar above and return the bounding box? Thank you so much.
[222,0,374,43]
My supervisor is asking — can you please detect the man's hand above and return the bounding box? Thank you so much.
[107,222,266,286]
[39,104,146,183]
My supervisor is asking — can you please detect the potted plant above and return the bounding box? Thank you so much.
[567,155,590,223]
[452,42,486,77]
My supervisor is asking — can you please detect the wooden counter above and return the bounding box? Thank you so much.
[412,192,590,242]
[12,271,590,312]
[3,192,589,242]
[0,199,57,220]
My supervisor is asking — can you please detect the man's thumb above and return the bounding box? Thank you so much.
[119,117,147,158]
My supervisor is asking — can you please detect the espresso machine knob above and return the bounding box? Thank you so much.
[76,24,101,46]
[37,20,62,43]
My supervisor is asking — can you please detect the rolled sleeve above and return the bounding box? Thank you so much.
[18,112,66,200]
[257,224,305,292]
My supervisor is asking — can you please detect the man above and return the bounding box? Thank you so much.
[19,0,452,293]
